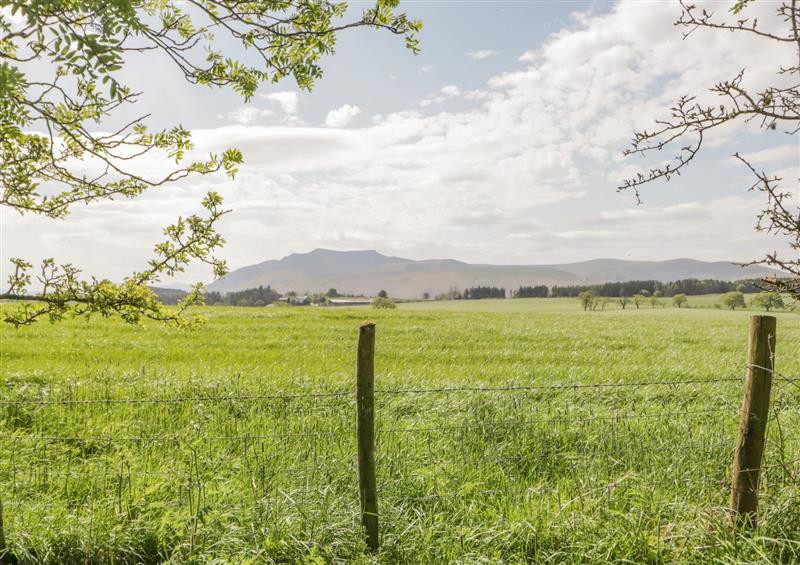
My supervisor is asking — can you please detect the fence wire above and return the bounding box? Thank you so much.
[1,368,798,552]
[0,375,755,407]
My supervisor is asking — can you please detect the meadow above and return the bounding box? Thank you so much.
[0,298,799,563]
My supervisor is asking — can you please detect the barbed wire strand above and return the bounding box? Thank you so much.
[375,377,744,395]
[0,390,354,406]
[0,376,752,407]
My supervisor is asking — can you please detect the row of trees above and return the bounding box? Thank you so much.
[578,290,789,312]
[719,291,787,312]
[552,279,763,298]
[181,284,792,310]
[430,279,766,302]
[514,285,550,298]
[578,290,682,311]
[432,286,507,301]
[463,286,507,300]
[204,286,281,307]
[202,286,358,307]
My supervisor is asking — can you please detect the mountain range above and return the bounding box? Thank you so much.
[204,249,782,298]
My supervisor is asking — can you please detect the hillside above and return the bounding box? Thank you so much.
[205,249,783,298]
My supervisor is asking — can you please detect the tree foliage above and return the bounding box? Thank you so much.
[672,293,688,308]
[578,290,595,311]
[1,0,420,326]
[649,291,664,309]
[620,0,799,301]
[514,285,549,298]
[463,286,506,300]
[750,291,785,312]
[720,290,747,310]
[204,284,281,307]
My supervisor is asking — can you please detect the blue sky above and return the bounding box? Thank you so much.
[3,0,797,285]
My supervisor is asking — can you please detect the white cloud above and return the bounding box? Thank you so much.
[261,91,298,114]
[440,85,460,98]
[419,84,461,107]
[325,104,362,127]
[222,106,274,125]
[467,50,499,60]
[739,144,799,167]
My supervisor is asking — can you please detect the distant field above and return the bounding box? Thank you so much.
[1,304,799,563]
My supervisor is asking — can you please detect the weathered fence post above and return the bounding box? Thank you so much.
[356,322,379,552]
[728,315,776,527]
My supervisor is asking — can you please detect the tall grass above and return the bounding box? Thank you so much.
[0,305,798,563]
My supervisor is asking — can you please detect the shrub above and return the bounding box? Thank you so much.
[372,296,396,309]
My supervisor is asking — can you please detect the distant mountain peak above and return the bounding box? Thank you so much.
[295,248,385,257]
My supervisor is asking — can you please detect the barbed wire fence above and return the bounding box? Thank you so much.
[0,315,797,560]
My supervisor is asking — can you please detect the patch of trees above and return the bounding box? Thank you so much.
[433,286,507,300]
[179,286,380,307]
[577,292,619,311]
[463,286,506,300]
[205,285,281,307]
[514,285,549,298]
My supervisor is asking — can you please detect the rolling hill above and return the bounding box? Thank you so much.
[204,249,783,299]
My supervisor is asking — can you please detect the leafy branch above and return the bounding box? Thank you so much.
[0,0,421,325]
[2,192,230,327]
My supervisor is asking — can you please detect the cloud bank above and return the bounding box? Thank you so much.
[4,1,796,284]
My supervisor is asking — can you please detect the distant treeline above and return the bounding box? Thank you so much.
[463,286,507,299]
[548,278,762,298]
[514,285,549,298]
[153,278,768,306]
[435,279,763,301]
[200,286,356,307]
[205,285,281,306]
[435,286,507,300]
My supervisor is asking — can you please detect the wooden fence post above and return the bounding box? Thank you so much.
[728,315,776,527]
[356,322,379,552]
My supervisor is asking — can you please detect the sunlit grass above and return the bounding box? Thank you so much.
[0,302,798,563]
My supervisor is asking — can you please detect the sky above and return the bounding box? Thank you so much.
[2,0,798,286]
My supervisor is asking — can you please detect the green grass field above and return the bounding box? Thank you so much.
[1,300,799,563]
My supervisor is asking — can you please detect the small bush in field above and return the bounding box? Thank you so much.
[372,296,396,309]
